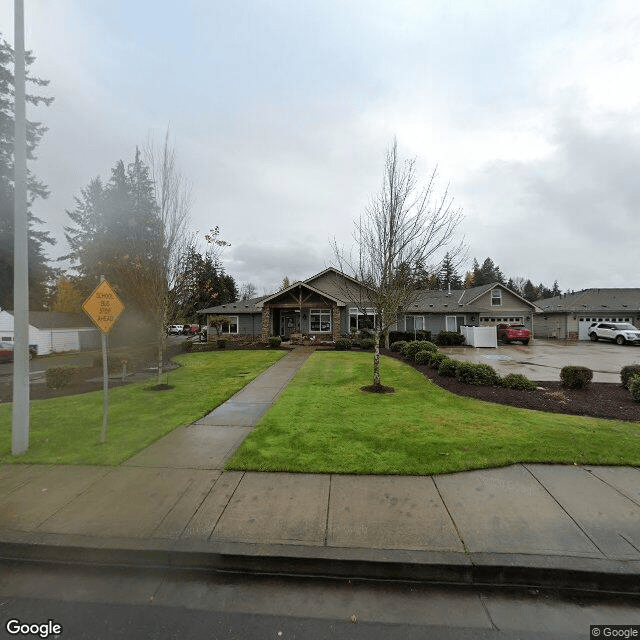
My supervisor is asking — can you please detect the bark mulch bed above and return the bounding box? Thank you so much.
[383,350,640,423]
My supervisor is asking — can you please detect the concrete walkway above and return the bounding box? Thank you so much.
[1,348,639,593]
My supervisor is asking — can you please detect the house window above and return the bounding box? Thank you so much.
[405,316,424,332]
[221,316,239,334]
[491,289,502,306]
[310,309,331,333]
[349,308,377,331]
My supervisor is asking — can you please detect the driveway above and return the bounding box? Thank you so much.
[439,339,640,383]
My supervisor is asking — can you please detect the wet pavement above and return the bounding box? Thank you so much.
[439,338,640,382]
[1,347,639,593]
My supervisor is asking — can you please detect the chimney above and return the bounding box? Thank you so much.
[447,282,452,296]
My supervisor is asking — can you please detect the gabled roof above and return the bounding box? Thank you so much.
[537,288,640,313]
[258,279,344,307]
[408,283,539,313]
[197,295,269,315]
[4,311,95,330]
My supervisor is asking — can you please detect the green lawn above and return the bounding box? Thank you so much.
[226,351,640,475]
[0,350,285,466]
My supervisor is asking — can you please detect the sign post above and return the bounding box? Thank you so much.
[82,277,124,443]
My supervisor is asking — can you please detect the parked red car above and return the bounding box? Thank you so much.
[496,323,530,345]
[0,341,37,363]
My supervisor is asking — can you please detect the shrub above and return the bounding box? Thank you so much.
[402,340,438,359]
[217,339,227,349]
[414,350,433,365]
[500,373,537,391]
[335,338,352,351]
[438,358,460,377]
[629,375,640,403]
[390,340,408,353]
[560,365,593,390]
[427,352,448,369]
[456,362,500,386]
[388,330,432,344]
[360,338,375,351]
[434,331,466,346]
[621,365,640,389]
[181,340,194,352]
[45,366,82,389]
[269,336,282,348]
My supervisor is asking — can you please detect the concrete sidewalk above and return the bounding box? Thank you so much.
[1,348,640,593]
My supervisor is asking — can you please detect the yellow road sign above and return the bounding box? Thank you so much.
[82,280,125,334]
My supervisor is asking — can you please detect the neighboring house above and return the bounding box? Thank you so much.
[535,289,640,340]
[198,268,539,341]
[0,310,100,355]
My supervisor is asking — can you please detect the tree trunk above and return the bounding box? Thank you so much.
[373,328,381,387]
[384,328,390,349]
[157,332,164,385]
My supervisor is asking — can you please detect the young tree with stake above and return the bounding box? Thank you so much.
[333,139,463,390]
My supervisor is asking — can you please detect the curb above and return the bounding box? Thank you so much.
[1,532,639,595]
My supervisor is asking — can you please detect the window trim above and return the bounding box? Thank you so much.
[222,316,239,334]
[491,289,502,306]
[349,307,378,331]
[310,308,332,333]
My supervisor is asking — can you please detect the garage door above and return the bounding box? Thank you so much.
[479,316,524,326]
[578,316,634,340]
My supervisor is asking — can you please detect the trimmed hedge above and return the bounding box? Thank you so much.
[427,352,448,369]
[390,340,408,353]
[500,373,537,391]
[45,366,82,389]
[402,340,438,359]
[621,365,640,389]
[181,340,194,352]
[414,350,433,365]
[360,338,376,351]
[335,338,352,351]
[560,365,593,390]
[629,375,640,403]
[456,362,500,386]
[434,331,466,346]
[388,330,431,344]
[438,358,460,377]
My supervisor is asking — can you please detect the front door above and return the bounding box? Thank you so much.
[280,313,300,337]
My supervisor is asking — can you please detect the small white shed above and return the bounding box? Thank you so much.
[0,310,100,355]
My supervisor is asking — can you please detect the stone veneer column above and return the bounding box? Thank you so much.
[332,306,341,341]
[261,306,271,341]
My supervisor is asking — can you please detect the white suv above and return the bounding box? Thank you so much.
[167,324,184,335]
[588,322,640,345]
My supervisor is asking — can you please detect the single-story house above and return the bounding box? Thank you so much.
[198,268,540,341]
[0,310,100,355]
[534,289,640,340]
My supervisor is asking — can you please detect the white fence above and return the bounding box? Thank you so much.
[460,325,497,348]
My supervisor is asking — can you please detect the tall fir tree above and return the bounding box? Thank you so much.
[0,35,56,310]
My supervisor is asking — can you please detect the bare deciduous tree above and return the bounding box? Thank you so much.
[142,128,193,385]
[332,139,464,389]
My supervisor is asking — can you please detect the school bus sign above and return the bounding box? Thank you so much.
[82,279,124,334]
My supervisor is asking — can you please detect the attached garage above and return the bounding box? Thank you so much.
[0,310,99,355]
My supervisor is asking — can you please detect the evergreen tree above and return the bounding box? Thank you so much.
[522,279,537,301]
[51,274,83,312]
[62,150,161,315]
[0,35,56,310]
[439,252,463,290]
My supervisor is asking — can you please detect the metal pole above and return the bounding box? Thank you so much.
[12,0,29,456]
[100,275,108,443]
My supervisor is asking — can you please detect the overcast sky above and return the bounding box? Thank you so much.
[3,0,640,294]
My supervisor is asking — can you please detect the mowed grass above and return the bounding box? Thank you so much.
[0,350,285,466]
[226,351,640,475]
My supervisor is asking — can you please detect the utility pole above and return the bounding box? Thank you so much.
[12,0,30,455]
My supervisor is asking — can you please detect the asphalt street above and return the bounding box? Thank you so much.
[1,562,639,640]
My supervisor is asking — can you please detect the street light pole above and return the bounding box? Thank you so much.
[12,0,30,455]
